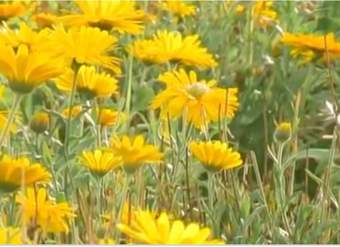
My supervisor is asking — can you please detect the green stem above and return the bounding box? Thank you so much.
[115,173,130,241]
[0,94,22,148]
[125,54,134,117]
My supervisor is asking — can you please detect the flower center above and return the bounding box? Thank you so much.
[186,82,210,99]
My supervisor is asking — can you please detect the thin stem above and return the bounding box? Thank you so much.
[124,54,134,117]
[0,94,22,148]
[115,173,130,241]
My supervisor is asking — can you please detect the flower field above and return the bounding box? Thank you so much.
[0,0,340,244]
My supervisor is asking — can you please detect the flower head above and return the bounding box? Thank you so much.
[0,22,51,51]
[59,0,145,34]
[55,65,119,99]
[129,30,217,69]
[0,2,26,21]
[50,26,121,74]
[30,111,49,134]
[161,0,196,18]
[117,209,224,244]
[80,149,122,176]
[32,13,58,28]
[98,108,126,127]
[111,135,163,173]
[252,1,278,27]
[0,155,51,193]
[0,44,63,94]
[281,32,340,62]
[0,227,22,244]
[61,105,83,119]
[189,140,242,172]
[16,187,75,234]
[274,122,292,143]
[151,69,239,129]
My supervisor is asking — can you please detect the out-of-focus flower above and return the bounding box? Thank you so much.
[32,12,58,28]
[30,111,50,134]
[50,25,121,74]
[117,209,224,244]
[16,187,75,234]
[61,105,83,119]
[161,0,196,18]
[281,32,340,62]
[0,44,64,94]
[274,122,292,143]
[151,69,239,129]
[80,149,122,176]
[129,30,217,69]
[97,108,126,127]
[0,111,17,134]
[252,1,278,27]
[0,155,51,193]
[0,22,51,51]
[111,135,163,173]
[0,227,22,244]
[189,140,243,172]
[59,0,145,34]
[0,2,26,21]
[55,65,118,99]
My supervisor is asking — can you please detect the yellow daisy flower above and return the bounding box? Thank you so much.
[0,155,51,193]
[129,30,217,69]
[0,2,26,21]
[98,108,126,127]
[16,187,75,234]
[281,32,340,62]
[61,105,83,119]
[50,25,121,74]
[0,44,64,94]
[252,0,278,27]
[80,149,122,176]
[0,111,17,134]
[111,135,163,173]
[0,22,51,51]
[30,111,50,134]
[55,65,119,99]
[161,0,196,18]
[151,69,239,129]
[32,12,58,28]
[59,0,145,34]
[0,227,22,244]
[117,209,224,244]
[189,140,243,172]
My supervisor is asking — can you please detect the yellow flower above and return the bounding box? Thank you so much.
[235,4,246,15]
[16,187,75,234]
[0,22,51,51]
[80,149,122,176]
[30,111,49,134]
[274,122,292,142]
[0,111,17,134]
[61,105,83,119]
[0,44,63,94]
[117,209,224,244]
[281,32,340,61]
[252,1,278,27]
[111,135,163,173]
[129,30,217,69]
[55,66,118,99]
[0,227,22,244]
[98,108,125,127]
[0,2,26,20]
[98,238,115,244]
[50,25,121,74]
[0,155,51,193]
[151,69,239,129]
[161,0,196,18]
[59,0,145,34]
[189,140,243,172]
[32,13,58,28]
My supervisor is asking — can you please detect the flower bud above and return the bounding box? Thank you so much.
[274,122,292,143]
[30,111,49,134]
